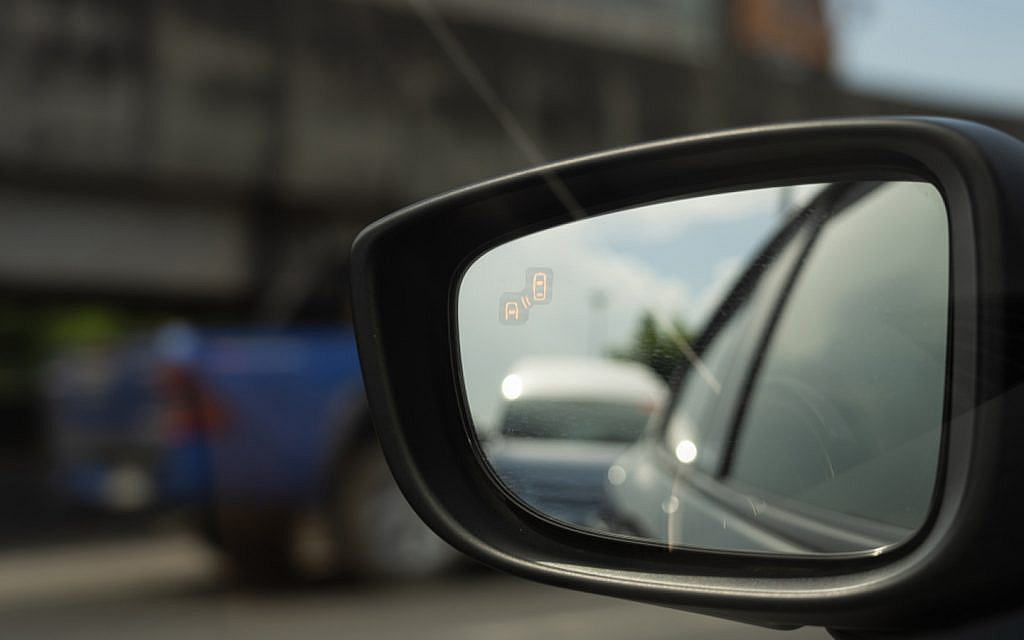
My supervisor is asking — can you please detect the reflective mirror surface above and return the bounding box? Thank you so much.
[458,180,949,555]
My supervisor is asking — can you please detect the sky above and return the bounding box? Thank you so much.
[829,0,1024,117]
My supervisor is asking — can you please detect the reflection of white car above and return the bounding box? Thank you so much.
[483,356,667,527]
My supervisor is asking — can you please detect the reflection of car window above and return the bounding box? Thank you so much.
[663,223,811,473]
[502,399,651,442]
[727,182,948,529]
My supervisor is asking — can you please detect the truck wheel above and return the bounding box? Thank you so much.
[195,506,298,583]
[331,441,458,579]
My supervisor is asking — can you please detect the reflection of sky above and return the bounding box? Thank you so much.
[458,185,824,430]
[598,217,773,317]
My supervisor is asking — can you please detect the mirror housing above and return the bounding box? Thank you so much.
[351,118,1024,633]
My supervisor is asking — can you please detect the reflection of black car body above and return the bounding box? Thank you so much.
[606,180,949,553]
[484,357,666,527]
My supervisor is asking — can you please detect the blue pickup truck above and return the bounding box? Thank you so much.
[45,323,455,579]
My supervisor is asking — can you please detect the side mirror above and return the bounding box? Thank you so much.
[351,118,1024,634]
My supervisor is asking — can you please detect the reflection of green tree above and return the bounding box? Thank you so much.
[609,311,692,383]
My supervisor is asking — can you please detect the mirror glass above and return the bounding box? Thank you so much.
[458,180,949,555]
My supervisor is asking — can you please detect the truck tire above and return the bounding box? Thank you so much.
[330,440,458,579]
[195,505,298,583]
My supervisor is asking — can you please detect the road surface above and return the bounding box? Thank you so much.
[0,533,827,639]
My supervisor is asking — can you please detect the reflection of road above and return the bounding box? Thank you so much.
[0,534,826,639]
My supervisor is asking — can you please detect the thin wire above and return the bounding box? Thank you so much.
[410,0,585,219]
[414,0,720,391]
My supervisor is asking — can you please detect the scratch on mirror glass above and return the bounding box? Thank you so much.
[666,474,687,550]
[664,323,722,394]
[746,496,761,519]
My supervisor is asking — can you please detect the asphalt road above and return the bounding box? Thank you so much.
[0,533,828,639]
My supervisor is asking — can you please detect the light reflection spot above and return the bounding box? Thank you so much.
[501,374,523,400]
[674,439,697,464]
[662,496,679,514]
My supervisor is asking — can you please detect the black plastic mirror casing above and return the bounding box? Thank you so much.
[350,118,1024,634]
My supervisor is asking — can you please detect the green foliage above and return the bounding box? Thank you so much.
[609,311,693,383]
[0,304,173,402]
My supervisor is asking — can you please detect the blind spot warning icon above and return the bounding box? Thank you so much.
[528,268,552,304]
[499,268,552,325]
[500,294,527,324]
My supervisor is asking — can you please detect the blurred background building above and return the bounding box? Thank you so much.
[0,0,1021,636]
